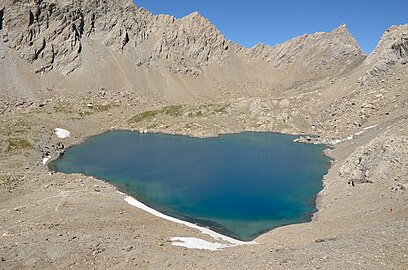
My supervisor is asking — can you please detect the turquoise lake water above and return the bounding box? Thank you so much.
[49,131,330,241]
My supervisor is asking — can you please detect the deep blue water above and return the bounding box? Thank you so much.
[49,131,330,241]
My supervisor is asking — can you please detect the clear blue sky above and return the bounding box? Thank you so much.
[133,0,408,54]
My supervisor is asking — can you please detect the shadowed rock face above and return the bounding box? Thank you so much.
[2,0,84,74]
[0,0,231,76]
[1,0,147,75]
[0,8,3,30]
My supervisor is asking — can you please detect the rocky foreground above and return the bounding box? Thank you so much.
[0,0,408,269]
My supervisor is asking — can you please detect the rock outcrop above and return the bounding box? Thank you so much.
[0,0,406,106]
[360,24,408,84]
[339,123,408,190]
[1,0,149,75]
[151,12,230,66]
[1,0,366,84]
[237,23,365,78]
[0,0,231,76]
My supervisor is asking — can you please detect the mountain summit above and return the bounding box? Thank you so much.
[0,0,376,100]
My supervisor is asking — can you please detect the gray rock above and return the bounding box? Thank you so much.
[1,0,366,81]
[124,245,133,252]
[236,23,365,79]
[360,25,408,84]
[0,1,230,77]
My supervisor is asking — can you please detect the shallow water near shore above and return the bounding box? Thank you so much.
[50,131,330,241]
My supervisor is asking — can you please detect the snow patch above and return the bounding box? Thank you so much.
[170,237,228,251]
[364,125,378,130]
[354,130,365,136]
[55,128,70,139]
[332,125,378,145]
[42,156,51,165]
[123,196,255,250]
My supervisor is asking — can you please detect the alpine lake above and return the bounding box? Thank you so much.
[49,131,331,241]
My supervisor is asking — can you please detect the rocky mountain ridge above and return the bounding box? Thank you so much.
[237,23,364,72]
[0,0,391,101]
[360,24,408,84]
[0,0,230,75]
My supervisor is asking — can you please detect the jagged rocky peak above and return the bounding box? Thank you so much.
[333,23,348,33]
[238,23,365,77]
[154,13,176,26]
[0,0,153,75]
[179,11,222,38]
[1,0,400,84]
[0,0,232,76]
[180,11,220,30]
[365,24,408,65]
[151,10,230,68]
[360,24,408,84]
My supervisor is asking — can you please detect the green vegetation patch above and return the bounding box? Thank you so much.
[128,104,229,125]
[187,104,229,118]
[79,111,93,118]
[1,118,29,136]
[79,103,119,118]
[162,105,184,117]
[128,105,184,124]
[53,102,75,114]
[188,111,203,118]
[129,110,160,124]
[6,138,33,152]
[92,104,114,112]
[213,104,229,114]
[90,103,119,112]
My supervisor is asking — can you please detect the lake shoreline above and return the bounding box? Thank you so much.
[1,100,406,269]
[49,130,330,243]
